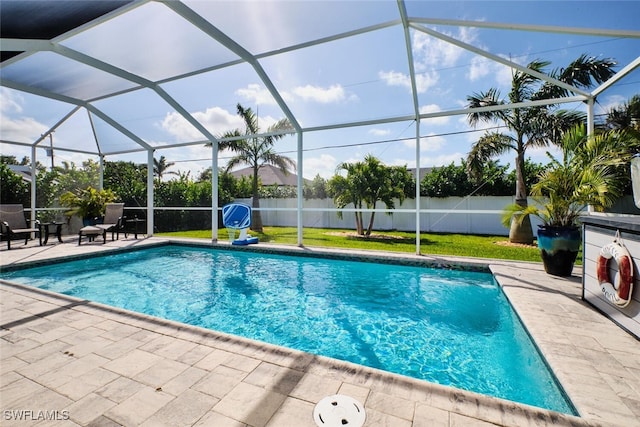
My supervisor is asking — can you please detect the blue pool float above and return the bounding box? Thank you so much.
[222,203,259,245]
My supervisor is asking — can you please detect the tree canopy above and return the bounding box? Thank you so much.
[327,155,413,236]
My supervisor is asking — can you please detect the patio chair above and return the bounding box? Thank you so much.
[78,203,125,245]
[0,204,41,250]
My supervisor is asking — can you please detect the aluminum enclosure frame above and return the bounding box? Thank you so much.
[1,0,639,250]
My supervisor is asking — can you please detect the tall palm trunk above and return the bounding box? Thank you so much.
[355,201,364,235]
[251,194,263,232]
[510,143,534,244]
[365,211,376,236]
[251,168,263,232]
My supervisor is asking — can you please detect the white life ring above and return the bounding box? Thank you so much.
[596,240,634,308]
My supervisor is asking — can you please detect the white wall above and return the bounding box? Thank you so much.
[236,196,546,236]
[583,224,640,338]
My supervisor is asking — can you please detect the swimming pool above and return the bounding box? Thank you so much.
[0,244,575,414]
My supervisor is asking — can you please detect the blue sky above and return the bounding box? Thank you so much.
[1,0,639,180]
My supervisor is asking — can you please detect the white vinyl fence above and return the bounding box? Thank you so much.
[234,196,547,236]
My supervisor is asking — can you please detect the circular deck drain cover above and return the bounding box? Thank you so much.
[313,394,366,427]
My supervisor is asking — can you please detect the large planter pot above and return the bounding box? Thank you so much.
[82,217,103,226]
[537,225,581,276]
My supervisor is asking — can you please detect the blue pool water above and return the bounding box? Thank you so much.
[1,245,574,414]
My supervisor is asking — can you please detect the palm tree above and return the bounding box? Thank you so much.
[467,54,616,243]
[328,155,412,236]
[328,160,368,235]
[219,103,295,232]
[502,124,638,275]
[153,155,178,180]
[504,125,638,228]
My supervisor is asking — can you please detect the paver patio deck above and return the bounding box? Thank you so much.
[1,236,638,426]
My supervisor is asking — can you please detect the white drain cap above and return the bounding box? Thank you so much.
[313,394,366,427]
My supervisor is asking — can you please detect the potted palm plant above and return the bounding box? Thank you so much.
[503,124,638,276]
[60,186,117,226]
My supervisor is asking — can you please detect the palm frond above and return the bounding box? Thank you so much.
[523,124,636,227]
[558,54,617,88]
[261,150,297,173]
[466,88,504,126]
[501,204,543,227]
[236,103,259,135]
[225,154,249,172]
[210,130,242,153]
[527,110,587,147]
[467,132,515,179]
[268,117,295,134]
[509,60,548,103]
[535,54,616,99]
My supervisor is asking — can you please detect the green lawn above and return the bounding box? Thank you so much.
[157,226,581,264]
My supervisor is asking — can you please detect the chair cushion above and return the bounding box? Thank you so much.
[9,228,40,233]
[94,223,116,231]
[79,226,102,234]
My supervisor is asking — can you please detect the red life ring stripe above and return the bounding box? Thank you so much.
[596,255,609,284]
[618,255,632,300]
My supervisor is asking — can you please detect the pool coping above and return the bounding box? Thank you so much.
[1,236,638,426]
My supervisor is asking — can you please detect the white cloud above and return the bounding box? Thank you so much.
[458,115,470,126]
[235,83,279,105]
[421,152,466,167]
[467,52,516,89]
[421,134,447,152]
[379,69,438,94]
[397,151,465,169]
[597,94,627,115]
[304,153,338,179]
[161,107,245,142]
[389,157,415,168]
[419,104,450,125]
[402,134,446,152]
[412,28,476,71]
[468,56,491,81]
[494,65,514,88]
[415,71,440,93]
[237,83,353,105]
[161,113,205,142]
[0,88,49,143]
[0,88,23,114]
[463,122,507,144]
[493,55,523,88]
[379,70,410,90]
[293,84,347,103]
[380,27,477,94]
[368,128,391,136]
[0,117,48,144]
[161,103,293,146]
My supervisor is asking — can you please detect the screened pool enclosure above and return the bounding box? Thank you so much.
[1,0,639,252]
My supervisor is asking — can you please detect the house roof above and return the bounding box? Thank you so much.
[6,165,32,182]
[407,167,434,182]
